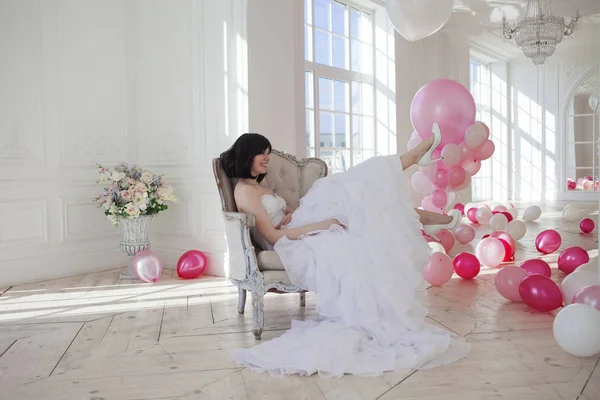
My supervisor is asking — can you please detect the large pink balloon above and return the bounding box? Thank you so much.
[520,259,551,278]
[412,172,434,194]
[453,252,480,279]
[441,143,462,167]
[448,166,466,188]
[131,250,163,283]
[573,285,600,311]
[410,79,476,145]
[495,265,528,301]
[535,230,562,254]
[431,189,448,208]
[455,225,475,244]
[474,139,495,160]
[433,169,449,189]
[557,246,590,275]
[423,252,454,286]
[476,237,505,268]
[437,229,456,253]
[519,274,563,312]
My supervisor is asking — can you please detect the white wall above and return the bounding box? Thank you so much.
[395,31,472,207]
[0,0,248,286]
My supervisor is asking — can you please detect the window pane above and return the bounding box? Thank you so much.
[351,39,361,72]
[318,77,333,110]
[332,35,347,69]
[352,114,361,148]
[353,149,363,166]
[362,83,374,116]
[361,43,373,75]
[352,82,361,114]
[314,0,330,30]
[305,71,314,108]
[307,147,316,157]
[319,111,334,147]
[305,26,313,62]
[350,8,360,39]
[332,1,346,36]
[315,29,331,65]
[305,0,312,25]
[333,80,347,112]
[306,110,315,147]
[362,116,374,149]
[321,148,349,174]
[360,12,372,43]
[335,113,348,147]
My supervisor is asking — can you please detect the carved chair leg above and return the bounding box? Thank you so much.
[252,291,265,340]
[300,292,306,307]
[237,287,247,314]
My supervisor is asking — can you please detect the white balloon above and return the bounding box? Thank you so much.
[428,242,446,254]
[553,303,600,357]
[561,270,599,306]
[385,0,454,42]
[490,213,508,231]
[507,208,518,219]
[504,220,526,241]
[577,257,599,273]
[476,207,492,225]
[522,205,542,221]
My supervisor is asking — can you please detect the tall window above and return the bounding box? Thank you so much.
[305,0,377,174]
[469,59,493,200]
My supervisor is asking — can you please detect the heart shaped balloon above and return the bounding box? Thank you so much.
[386,0,454,42]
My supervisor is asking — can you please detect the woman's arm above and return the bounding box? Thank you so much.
[236,187,339,246]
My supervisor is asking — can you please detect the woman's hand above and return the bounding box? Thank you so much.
[319,218,345,230]
[276,213,293,229]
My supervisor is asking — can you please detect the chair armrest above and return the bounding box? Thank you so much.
[222,212,260,281]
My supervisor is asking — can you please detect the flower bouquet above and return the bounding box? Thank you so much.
[93,162,177,226]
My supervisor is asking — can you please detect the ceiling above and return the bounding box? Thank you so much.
[442,0,600,61]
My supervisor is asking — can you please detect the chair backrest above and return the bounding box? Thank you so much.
[212,150,328,250]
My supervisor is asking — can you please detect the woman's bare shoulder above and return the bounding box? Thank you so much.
[234,182,262,209]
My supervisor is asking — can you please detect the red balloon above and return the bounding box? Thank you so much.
[557,246,590,274]
[177,250,208,279]
[497,238,513,262]
[482,234,490,239]
[453,252,480,279]
[467,207,478,223]
[489,231,516,258]
[580,218,595,234]
[520,259,551,278]
[518,274,562,312]
[501,211,513,222]
[535,230,561,254]
[454,203,465,215]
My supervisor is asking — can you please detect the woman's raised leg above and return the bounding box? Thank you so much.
[415,208,452,225]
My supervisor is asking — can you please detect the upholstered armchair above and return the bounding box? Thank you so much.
[212,150,328,339]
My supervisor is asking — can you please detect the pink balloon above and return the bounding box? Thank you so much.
[573,285,600,311]
[518,274,563,312]
[501,211,513,222]
[431,189,448,208]
[421,230,434,243]
[424,252,454,286]
[455,224,475,244]
[557,246,590,275]
[422,196,443,214]
[520,259,551,278]
[493,205,507,212]
[580,218,595,233]
[448,166,466,188]
[177,250,208,279]
[453,252,480,279]
[474,139,495,160]
[441,143,462,167]
[410,79,476,146]
[467,207,478,223]
[131,250,163,283]
[462,158,481,176]
[535,229,562,254]
[411,172,434,194]
[464,123,486,149]
[419,164,438,180]
[477,121,490,139]
[476,237,505,268]
[489,231,516,259]
[454,203,465,215]
[437,230,456,253]
[454,172,472,191]
[433,169,449,189]
[495,265,528,301]
[568,180,576,190]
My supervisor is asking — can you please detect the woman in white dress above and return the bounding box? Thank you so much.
[219,124,469,378]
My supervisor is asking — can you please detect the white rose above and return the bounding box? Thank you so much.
[133,193,148,211]
[111,171,126,182]
[141,171,153,184]
[124,203,140,217]
[121,190,132,201]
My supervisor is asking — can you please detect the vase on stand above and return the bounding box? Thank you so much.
[118,215,154,280]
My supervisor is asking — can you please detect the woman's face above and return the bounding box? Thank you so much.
[251,149,270,177]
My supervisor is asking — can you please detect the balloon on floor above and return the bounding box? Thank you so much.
[132,250,163,283]
[177,250,208,279]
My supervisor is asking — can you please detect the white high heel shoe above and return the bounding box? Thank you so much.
[423,210,461,242]
[417,122,443,167]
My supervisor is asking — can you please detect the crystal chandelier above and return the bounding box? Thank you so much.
[502,0,580,65]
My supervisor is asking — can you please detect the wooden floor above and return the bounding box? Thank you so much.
[1,203,599,400]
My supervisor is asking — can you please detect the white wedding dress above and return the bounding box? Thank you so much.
[232,155,470,378]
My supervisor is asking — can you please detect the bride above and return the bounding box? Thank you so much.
[219,124,470,378]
